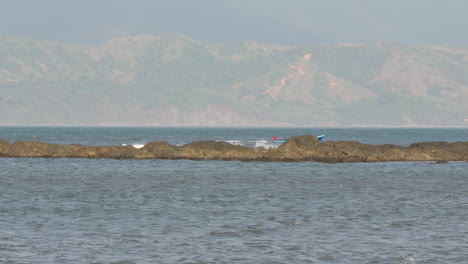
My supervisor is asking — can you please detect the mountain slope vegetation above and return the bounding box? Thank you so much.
[1,34,467,126]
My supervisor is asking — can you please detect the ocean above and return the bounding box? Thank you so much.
[1,127,467,263]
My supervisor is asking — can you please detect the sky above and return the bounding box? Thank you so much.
[1,0,468,47]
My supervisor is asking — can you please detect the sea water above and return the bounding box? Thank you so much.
[0,127,467,263]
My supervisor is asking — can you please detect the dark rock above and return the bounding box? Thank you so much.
[279,135,320,151]
[0,135,467,163]
[3,141,61,157]
[141,142,178,159]
[178,141,263,160]
[0,139,11,157]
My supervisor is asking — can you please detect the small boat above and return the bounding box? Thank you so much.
[272,140,286,143]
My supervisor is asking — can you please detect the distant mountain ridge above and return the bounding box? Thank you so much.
[1,33,467,126]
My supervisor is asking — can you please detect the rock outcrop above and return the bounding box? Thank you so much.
[0,135,467,163]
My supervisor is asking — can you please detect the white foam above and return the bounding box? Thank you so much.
[224,139,279,149]
[122,143,146,149]
[254,140,278,149]
[226,140,243,146]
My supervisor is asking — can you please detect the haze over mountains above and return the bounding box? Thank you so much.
[1,33,467,126]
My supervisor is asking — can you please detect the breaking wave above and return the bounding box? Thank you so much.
[121,140,280,149]
[122,143,146,149]
[225,140,279,149]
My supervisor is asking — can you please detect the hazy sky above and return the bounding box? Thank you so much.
[1,0,468,46]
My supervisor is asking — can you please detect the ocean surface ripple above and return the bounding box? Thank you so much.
[0,127,467,263]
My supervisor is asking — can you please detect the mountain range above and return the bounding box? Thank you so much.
[1,33,467,126]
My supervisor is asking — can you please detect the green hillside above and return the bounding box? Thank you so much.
[1,34,467,126]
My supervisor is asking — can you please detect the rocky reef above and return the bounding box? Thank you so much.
[0,135,467,163]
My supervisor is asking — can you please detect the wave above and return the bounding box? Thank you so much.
[226,140,279,149]
[225,140,243,146]
[121,140,280,149]
[122,143,146,149]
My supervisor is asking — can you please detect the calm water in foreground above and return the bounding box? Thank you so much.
[0,127,467,263]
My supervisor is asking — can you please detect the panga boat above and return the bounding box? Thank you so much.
[272,140,286,143]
